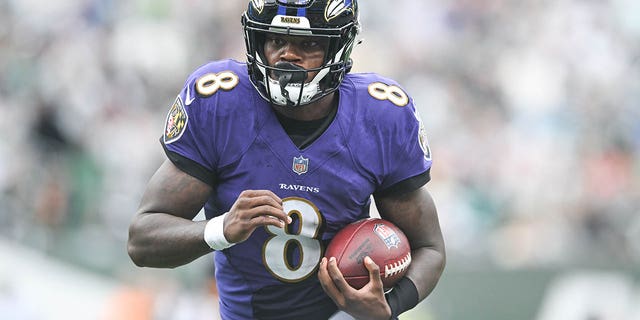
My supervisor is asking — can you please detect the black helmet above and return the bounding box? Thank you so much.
[242,0,360,107]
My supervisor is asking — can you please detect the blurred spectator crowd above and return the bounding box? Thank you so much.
[0,0,639,318]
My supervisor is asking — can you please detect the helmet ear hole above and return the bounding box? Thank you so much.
[242,0,360,107]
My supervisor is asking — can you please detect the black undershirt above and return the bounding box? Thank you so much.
[274,105,337,150]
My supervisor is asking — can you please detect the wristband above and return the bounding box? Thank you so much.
[385,277,419,319]
[204,212,235,250]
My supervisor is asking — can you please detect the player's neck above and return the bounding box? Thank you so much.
[272,93,337,121]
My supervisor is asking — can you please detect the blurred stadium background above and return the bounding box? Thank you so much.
[1,0,639,319]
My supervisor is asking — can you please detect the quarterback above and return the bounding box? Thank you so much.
[127,0,445,319]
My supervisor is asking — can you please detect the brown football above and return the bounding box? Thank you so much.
[324,218,411,290]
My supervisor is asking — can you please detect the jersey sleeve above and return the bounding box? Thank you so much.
[345,74,433,196]
[160,68,218,186]
[375,101,432,196]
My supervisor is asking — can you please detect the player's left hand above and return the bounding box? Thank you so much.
[318,256,392,320]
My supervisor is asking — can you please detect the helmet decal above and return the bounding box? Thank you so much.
[252,0,265,13]
[272,15,311,29]
[325,0,352,21]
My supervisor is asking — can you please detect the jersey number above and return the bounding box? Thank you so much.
[195,71,239,96]
[263,197,323,283]
[368,82,409,107]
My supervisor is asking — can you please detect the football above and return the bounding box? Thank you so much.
[324,218,411,290]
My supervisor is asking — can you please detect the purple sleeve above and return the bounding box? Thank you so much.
[378,101,432,191]
[159,60,258,185]
[161,77,218,184]
[342,73,433,193]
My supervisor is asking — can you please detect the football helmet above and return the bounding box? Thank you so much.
[242,0,360,107]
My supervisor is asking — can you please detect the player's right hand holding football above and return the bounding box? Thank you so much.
[318,256,392,320]
[223,190,291,243]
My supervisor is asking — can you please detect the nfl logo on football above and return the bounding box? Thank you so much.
[292,156,309,175]
[374,223,401,249]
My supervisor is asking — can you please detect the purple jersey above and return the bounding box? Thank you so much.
[162,59,432,319]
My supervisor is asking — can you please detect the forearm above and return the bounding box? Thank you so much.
[127,212,213,268]
[384,246,444,319]
[375,186,446,316]
[406,246,445,300]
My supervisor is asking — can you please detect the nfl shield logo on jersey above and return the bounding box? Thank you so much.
[292,156,309,175]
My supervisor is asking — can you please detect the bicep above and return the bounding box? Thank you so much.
[374,185,446,300]
[374,185,443,251]
[137,159,213,219]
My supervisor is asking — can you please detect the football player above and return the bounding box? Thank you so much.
[127,0,445,319]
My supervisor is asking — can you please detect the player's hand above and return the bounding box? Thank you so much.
[223,190,291,243]
[318,256,392,320]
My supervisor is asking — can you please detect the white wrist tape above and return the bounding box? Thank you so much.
[204,212,235,251]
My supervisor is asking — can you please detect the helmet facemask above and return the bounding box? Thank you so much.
[242,1,359,107]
